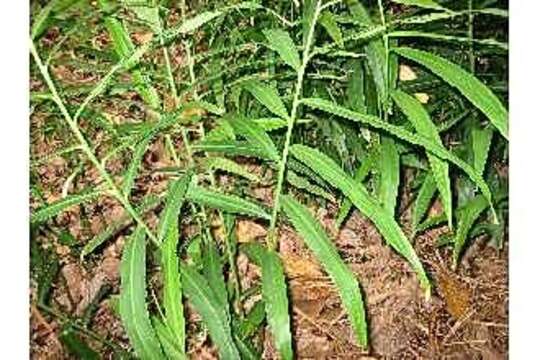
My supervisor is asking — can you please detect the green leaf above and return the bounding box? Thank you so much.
[453,195,489,268]
[204,157,261,182]
[123,0,161,33]
[102,15,161,109]
[412,173,437,236]
[122,136,152,197]
[281,195,368,347]
[389,31,508,51]
[319,11,344,48]
[394,47,508,139]
[259,245,293,360]
[392,89,453,229]
[290,144,431,295]
[253,117,288,131]
[301,97,495,220]
[471,126,494,175]
[234,300,266,339]
[31,190,102,224]
[59,326,100,360]
[193,140,272,160]
[346,0,388,107]
[227,116,280,161]
[175,10,222,34]
[32,0,81,39]
[263,29,301,70]
[336,154,374,228]
[239,242,265,266]
[186,184,271,220]
[243,80,289,120]
[287,170,334,201]
[158,175,191,353]
[181,265,240,360]
[31,2,55,40]
[389,0,446,11]
[119,226,165,360]
[202,240,229,311]
[378,137,400,215]
[158,174,191,243]
[153,318,187,360]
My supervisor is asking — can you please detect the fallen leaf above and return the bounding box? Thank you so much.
[236,220,267,243]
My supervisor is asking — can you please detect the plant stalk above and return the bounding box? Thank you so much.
[30,39,159,246]
[268,0,322,249]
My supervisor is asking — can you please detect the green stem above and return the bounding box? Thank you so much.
[468,0,475,73]
[268,0,322,249]
[30,39,159,246]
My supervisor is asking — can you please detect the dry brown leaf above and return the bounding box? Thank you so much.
[437,272,471,320]
[281,254,323,278]
[236,220,267,243]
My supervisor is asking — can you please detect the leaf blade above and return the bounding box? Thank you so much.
[290,144,431,295]
[392,89,453,229]
[263,29,301,70]
[159,174,191,353]
[119,226,165,359]
[186,184,271,220]
[181,265,240,360]
[281,195,368,347]
[394,47,508,139]
[243,80,289,120]
[301,97,495,219]
[260,247,293,360]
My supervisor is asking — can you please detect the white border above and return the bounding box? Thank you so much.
[509,1,540,358]
[0,1,30,356]
[0,0,536,357]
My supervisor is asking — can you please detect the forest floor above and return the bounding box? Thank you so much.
[30,117,508,358]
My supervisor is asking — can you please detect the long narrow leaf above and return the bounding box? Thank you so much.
[227,116,280,161]
[453,195,489,267]
[193,140,272,160]
[378,137,400,215]
[186,184,271,220]
[319,11,344,48]
[392,89,453,229]
[202,240,229,311]
[263,29,301,70]
[389,0,446,11]
[181,265,240,360]
[281,195,368,347]
[122,136,152,197]
[412,173,437,236]
[158,174,191,353]
[471,126,494,175]
[394,47,508,139]
[119,226,164,359]
[204,157,261,182]
[290,144,431,295]
[260,246,293,360]
[243,80,289,120]
[346,0,388,107]
[301,97,495,219]
[31,190,102,224]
